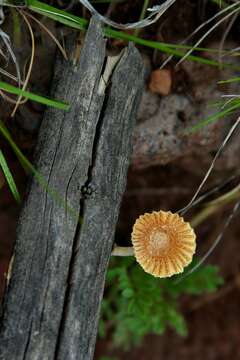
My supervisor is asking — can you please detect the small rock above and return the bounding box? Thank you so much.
[148,69,172,96]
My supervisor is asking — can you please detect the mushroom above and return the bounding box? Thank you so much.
[132,211,196,277]
[112,210,196,278]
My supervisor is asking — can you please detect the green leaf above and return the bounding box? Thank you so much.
[0,150,21,203]
[172,262,224,296]
[100,257,223,349]
[122,288,134,298]
[0,81,69,110]
[168,308,187,336]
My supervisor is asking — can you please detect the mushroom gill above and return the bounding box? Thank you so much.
[131,210,196,278]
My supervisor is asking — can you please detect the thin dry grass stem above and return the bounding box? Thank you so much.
[218,12,238,64]
[190,183,240,228]
[222,94,240,97]
[61,30,67,58]
[179,117,240,216]
[78,0,176,29]
[160,1,240,69]
[204,183,240,206]
[227,46,240,56]
[112,246,134,256]
[176,200,240,282]
[0,28,21,86]
[22,10,68,61]
[0,46,6,59]
[180,173,240,212]
[0,67,24,84]
[0,40,27,103]
[0,6,4,25]
[176,5,240,67]
[220,95,240,109]
[0,2,26,9]
[0,89,27,104]
[105,2,117,17]
[11,9,35,117]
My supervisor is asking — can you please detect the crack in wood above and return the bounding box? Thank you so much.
[0,17,144,360]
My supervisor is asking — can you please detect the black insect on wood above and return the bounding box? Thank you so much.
[0,17,144,360]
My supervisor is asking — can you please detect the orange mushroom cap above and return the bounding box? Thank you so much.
[131,211,196,278]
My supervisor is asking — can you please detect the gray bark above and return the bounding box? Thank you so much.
[0,17,144,360]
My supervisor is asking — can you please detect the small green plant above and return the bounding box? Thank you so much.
[99,257,223,350]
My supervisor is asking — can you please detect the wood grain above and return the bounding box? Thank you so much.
[0,17,144,360]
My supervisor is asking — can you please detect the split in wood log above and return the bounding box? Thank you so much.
[0,17,144,360]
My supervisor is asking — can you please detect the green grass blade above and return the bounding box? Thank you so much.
[0,121,36,176]
[0,120,57,192]
[218,76,240,84]
[26,0,238,69]
[185,102,240,134]
[134,0,149,36]
[104,28,229,68]
[0,81,70,110]
[11,8,22,47]
[210,0,228,8]
[27,0,230,53]
[0,149,21,203]
[27,0,88,30]
[0,120,80,220]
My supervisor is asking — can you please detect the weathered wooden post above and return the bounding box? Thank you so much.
[0,17,144,359]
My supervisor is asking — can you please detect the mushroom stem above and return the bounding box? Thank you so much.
[111,246,134,256]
